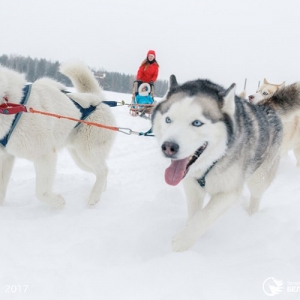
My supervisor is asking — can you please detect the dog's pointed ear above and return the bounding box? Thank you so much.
[279,81,285,89]
[263,78,269,84]
[219,83,236,116]
[169,75,178,88]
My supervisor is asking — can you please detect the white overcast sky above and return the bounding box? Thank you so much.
[1,0,300,93]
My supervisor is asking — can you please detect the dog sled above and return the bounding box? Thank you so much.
[129,81,156,119]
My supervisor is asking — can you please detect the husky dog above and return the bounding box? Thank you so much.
[151,75,286,252]
[248,78,285,104]
[249,78,300,166]
[0,62,116,208]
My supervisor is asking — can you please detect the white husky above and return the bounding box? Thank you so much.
[0,62,116,208]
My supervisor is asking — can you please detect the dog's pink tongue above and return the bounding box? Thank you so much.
[165,158,190,186]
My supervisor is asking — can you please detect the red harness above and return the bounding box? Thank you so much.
[0,96,28,114]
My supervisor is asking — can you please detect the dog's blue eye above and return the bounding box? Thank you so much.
[192,120,202,127]
[263,92,268,95]
[166,117,172,123]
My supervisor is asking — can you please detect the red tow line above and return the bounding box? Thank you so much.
[0,100,144,136]
[28,107,119,132]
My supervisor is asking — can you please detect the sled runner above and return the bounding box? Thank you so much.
[130,81,156,119]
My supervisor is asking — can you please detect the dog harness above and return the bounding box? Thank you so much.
[0,84,32,147]
[0,87,98,147]
[197,161,217,187]
[61,90,98,128]
[69,100,96,128]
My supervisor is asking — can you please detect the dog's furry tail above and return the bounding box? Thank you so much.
[59,61,102,95]
[259,82,300,116]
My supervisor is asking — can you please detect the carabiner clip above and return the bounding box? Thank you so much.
[118,127,134,135]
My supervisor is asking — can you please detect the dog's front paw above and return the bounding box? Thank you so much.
[52,195,66,208]
[172,228,197,252]
[87,195,100,206]
[41,194,66,209]
[247,204,259,215]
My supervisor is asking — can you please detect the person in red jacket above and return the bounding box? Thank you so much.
[136,50,159,84]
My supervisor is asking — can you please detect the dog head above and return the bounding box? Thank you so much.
[151,75,236,186]
[248,78,285,104]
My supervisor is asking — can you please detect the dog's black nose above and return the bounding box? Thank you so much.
[161,141,179,157]
[248,95,254,101]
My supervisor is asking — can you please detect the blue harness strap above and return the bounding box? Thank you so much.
[139,127,154,137]
[102,100,118,107]
[69,100,97,128]
[62,91,121,127]
[197,161,217,187]
[0,86,99,146]
[0,84,32,147]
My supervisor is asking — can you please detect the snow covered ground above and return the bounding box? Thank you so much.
[0,90,299,300]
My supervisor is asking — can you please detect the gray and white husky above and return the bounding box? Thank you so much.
[151,75,287,252]
[0,62,116,208]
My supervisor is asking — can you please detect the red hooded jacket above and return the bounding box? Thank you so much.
[136,59,159,83]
